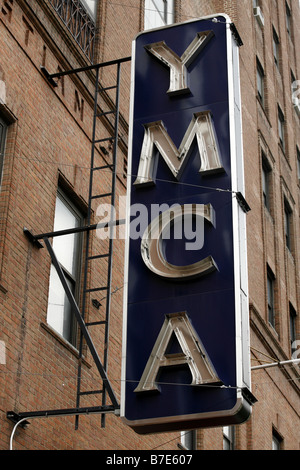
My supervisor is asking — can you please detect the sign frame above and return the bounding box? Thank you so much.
[121,14,253,434]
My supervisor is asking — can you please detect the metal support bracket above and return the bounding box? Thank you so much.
[7,405,118,422]
[6,411,30,428]
[40,57,131,86]
[241,387,257,406]
[230,23,243,47]
[235,192,251,213]
[23,227,44,249]
[43,237,120,410]
[7,406,119,450]
[23,219,125,245]
[40,66,58,87]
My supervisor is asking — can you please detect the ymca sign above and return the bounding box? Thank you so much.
[121,15,253,434]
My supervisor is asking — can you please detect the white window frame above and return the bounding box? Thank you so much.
[47,189,83,346]
[144,0,174,30]
[80,0,97,19]
[180,430,197,450]
[223,426,235,450]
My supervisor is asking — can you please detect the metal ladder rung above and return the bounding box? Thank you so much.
[92,164,114,171]
[87,253,110,261]
[98,84,117,92]
[86,320,107,327]
[78,389,103,396]
[90,192,112,200]
[84,286,108,293]
[93,137,115,144]
[96,110,115,118]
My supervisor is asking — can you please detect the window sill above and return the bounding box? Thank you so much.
[41,322,92,368]
[286,246,295,264]
[263,205,274,223]
[278,143,292,171]
[256,96,272,128]
[268,321,279,339]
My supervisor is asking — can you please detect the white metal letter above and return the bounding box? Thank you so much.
[134,111,223,186]
[140,203,217,279]
[134,312,221,393]
[145,31,215,95]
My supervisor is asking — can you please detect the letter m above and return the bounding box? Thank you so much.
[134,111,223,186]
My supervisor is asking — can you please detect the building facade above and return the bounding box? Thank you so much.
[0,0,299,450]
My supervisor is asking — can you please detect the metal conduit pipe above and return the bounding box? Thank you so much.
[10,417,33,451]
[251,358,300,370]
[9,407,117,450]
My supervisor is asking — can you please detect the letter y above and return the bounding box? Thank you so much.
[145,31,214,95]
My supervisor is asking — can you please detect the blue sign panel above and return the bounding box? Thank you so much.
[121,15,253,433]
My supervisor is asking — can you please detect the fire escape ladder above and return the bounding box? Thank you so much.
[75,63,122,429]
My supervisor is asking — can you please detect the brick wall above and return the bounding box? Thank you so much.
[0,0,299,451]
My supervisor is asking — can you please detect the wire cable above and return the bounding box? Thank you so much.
[11,153,239,196]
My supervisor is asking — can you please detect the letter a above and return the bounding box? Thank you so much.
[134,312,222,393]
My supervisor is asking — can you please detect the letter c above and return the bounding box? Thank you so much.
[140,204,217,280]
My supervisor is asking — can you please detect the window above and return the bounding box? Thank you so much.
[284,199,292,251]
[47,190,83,346]
[286,3,291,37]
[180,430,196,450]
[80,0,97,18]
[273,28,280,69]
[297,147,300,181]
[49,0,96,62]
[292,78,300,116]
[278,106,285,151]
[144,0,174,30]
[257,59,265,106]
[223,426,235,450]
[272,429,283,450]
[291,70,298,110]
[262,156,271,211]
[267,267,275,327]
[289,303,297,357]
[0,116,7,188]
[253,1,264,28]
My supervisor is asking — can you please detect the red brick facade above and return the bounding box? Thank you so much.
[0,0,299,450]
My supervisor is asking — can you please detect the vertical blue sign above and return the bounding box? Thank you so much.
[121,15,253,434]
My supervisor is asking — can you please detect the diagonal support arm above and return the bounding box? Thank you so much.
[44,237,119,410]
